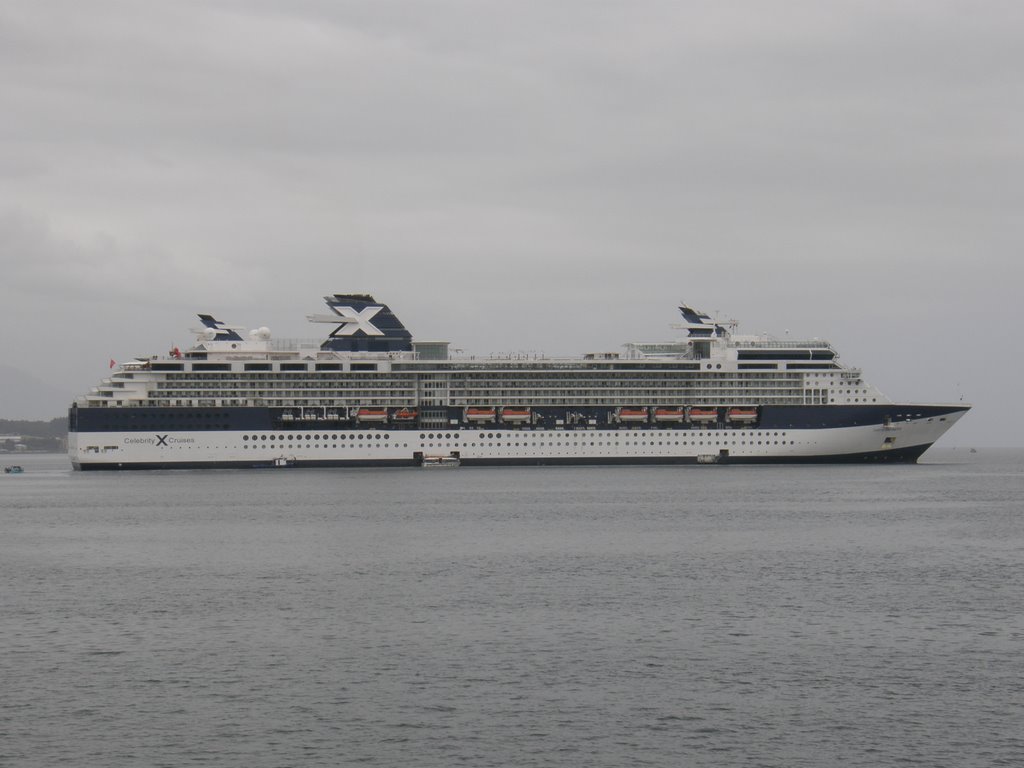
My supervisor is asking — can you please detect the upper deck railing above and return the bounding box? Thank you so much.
[728,340,832,349]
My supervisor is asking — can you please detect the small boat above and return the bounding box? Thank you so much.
[500,407,532,423]
[617,407,649,423]
[393,408,418,421]
[465,407,497,423]
[421,455,460,468]
[355,408,389,423]
[272,457,294,468]
[688,407,719,423]
[4,465,24,474]
[726,407,758,423]
[653,408,686,422]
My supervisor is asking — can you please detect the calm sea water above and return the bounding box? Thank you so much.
[2,449,1022,768]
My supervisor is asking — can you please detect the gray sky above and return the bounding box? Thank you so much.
[1,0,1021,446]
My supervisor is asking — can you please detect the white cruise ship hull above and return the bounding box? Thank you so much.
[69,407,967,469]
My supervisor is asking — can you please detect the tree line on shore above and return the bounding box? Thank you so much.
[0,417,68,452]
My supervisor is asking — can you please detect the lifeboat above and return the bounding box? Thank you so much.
[500,407,532,423]
[687,407,719,423]
[726,407,758,423]
[653,408,686,423]
[393,408,418,421]
[355,407,389,423]
[617,407,649,423]
[465,407,497,423]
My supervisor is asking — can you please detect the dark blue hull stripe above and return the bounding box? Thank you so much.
[73,443,932,470]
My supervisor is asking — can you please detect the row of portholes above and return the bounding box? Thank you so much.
[239,437,797,450]
[241,440,796,451]
[244,443,410,449]
[243,431,793,443]
[453,440,797,447]
[449,431,790,440]
[244,433,392,441]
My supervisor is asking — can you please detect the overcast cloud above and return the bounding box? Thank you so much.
[1,0,1020,445]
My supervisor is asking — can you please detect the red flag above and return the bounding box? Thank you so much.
[109,359,116,369]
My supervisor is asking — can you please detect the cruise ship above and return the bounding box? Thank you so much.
[68,294,969,469]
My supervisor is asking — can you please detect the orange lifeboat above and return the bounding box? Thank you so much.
[355,407,389,423]
[617,407,649,423]
[500,407,532,423]
[465,407,497,423]
[727,407,758,423]
[688,407,719,423]
[393,408,418,421]
[653,408,686,423]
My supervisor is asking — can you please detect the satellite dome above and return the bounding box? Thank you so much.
[251,326,272,340]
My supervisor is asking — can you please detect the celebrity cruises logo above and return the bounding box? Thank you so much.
[329,305,385,336]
